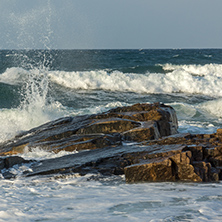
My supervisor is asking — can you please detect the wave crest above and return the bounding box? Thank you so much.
[1,64,222,97]
[162,63,222,77]
[48,63,222,96]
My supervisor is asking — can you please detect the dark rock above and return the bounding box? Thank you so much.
[0,156,31,179]
[124,149,203,183]
[4,156,28,168]
[0,103,178,155]
[124,157,174,182]
[122,121,160,141]
[0,156,28,169]
[182,146,204,161]
[0,103,222,183]
[2,171,17,179]
[0,158,5,170]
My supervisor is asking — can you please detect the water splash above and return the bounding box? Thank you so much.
[7,0,54,50]
[16,0,55,125]
[15,0,56,113]
[10,0,54,109]
[20,66,50,115]
[0,1,69,143]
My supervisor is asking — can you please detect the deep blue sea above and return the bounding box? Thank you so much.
[0,49,222,221]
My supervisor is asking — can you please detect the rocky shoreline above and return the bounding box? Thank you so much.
[0,103,221,182]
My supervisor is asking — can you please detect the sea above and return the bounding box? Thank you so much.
[0,49,222,221]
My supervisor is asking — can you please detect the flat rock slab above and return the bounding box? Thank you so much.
[2,143,185,178]
[0,103,178,155]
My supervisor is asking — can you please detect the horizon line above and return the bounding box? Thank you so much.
[1,47,222,51]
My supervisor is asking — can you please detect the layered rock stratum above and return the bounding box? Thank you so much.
[0,103,221,182]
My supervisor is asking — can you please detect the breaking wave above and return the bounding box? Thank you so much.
[1,63,222,143]
[162,63,222,77]
[0,66,69,143]
[1,63,222,96]
[0,101,68,143]
[48,63,222,97]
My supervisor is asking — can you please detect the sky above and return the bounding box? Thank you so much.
[0,0,222,49]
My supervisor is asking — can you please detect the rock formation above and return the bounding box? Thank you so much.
[0,102,177,155]
[0,102,221,182]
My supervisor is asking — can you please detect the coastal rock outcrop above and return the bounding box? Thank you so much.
[0,102,222,183]
[123,130,222,182]
[0,102,177,155]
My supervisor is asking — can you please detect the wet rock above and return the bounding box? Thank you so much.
[0,103,178,155]
[0,156,31,179]
[133,130,222,182]
[2,171,17,179]
[124,149,203,183]
[122,121,160,141]
[0,103,222,183]
[182,146,204,161]
[0,156,28,170]
[0,158,4,170]
[124,157,174,182]
[192,161,211,182]
[4,156,29,169]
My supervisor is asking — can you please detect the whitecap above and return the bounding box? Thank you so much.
[198,98,222,118]
[47,65,222,97]
[0,67,28,85]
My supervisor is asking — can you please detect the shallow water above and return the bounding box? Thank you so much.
[0,174,221,221]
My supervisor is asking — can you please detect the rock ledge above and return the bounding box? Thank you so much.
[0,103,221,182]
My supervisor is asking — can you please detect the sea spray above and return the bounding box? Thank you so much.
[0,64,67,143]
[0,50,57,141]
[0,1,69,143]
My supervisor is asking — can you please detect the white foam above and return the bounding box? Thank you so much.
[198,98,222,118]
[0,175,221,221]
[47,64,222,97]
[19,146,78,161]
[70,101,130,116]
[0,67,28,85]
[0,102,68,143]
[0,65,74,143]
[48,70,155,93]
[0,99,130,144]
[1,65,222,142]
[169,101,222,134]
[170,102,197,119]
[162,63,222,77]
[2,64,222,97]
[178,120,217,134]
[47,69,180,94]
[170,99,222,121]
[164,70,222,96]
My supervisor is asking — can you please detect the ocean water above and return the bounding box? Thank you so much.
[0,49,222,221]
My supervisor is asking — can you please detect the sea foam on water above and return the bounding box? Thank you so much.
[1,48,222,221]
[1,62,222,142]
[47,63,222,96]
